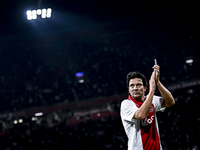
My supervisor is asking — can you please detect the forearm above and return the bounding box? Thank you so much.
[133,90,154,119]
[157,81,175,107]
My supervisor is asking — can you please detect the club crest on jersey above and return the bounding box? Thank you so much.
[149,106,154,113]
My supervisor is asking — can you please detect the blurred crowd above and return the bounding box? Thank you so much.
[0,29,199,113]
[0,27,200,149]
[0,85,199,150]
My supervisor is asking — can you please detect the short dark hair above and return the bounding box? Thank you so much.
[126,71,148,88]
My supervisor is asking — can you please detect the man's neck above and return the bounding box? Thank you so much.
[133,96,145,103]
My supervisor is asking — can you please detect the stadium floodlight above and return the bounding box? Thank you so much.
[47,8,52,18]
[79,79,84,83]
[26,10,32,20]
[31,117,38,121]
[186,59,193,64]
[32,10,37,19]
[37,9,42,15]
[19,119,23,123]
[35,112,43,116]
[186,58,193,66]
[26,8,52,20]
[41,8,47,18]
[14,120,18,124]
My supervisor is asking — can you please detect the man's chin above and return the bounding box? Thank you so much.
[132,95,142,100]
[132,94,141,97]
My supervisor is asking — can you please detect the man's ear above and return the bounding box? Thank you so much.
[144,86,147,92]
[144,86,148,96]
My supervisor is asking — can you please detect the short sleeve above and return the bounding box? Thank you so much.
[152,95,166,112]
[120,100,139,123]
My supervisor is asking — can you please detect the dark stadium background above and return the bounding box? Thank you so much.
[0,0,199,149]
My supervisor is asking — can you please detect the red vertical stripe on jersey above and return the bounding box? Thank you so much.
[140,118,160,150]
[128,95,161,150]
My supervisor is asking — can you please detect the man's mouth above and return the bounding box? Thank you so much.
[133,92,140,95]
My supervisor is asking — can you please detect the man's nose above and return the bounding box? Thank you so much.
[133,86,138,90]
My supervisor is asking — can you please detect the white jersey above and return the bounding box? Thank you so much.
[120,95,166,150]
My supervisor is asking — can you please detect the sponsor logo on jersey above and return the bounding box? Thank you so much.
[141,115,154,126]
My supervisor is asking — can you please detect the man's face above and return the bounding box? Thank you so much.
[128,78,147,101]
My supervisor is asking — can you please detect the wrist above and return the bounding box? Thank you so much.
[149,89,155,94]
[147,90,154,101]
[156,80,161,87]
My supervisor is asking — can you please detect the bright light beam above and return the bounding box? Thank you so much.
[27,10,32,20]
[26,8,52,20]
[37,9,42,15]
[32,10,37,19]
[41,9,47,18]
[47,8,52,18]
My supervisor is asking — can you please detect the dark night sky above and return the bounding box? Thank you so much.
[1,0,199,39]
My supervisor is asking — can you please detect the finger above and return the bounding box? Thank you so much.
[153,67,160,73]
[154,68,159,73]
[152,65,160,68]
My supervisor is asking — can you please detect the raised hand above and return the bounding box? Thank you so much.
[152,65,160,83]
